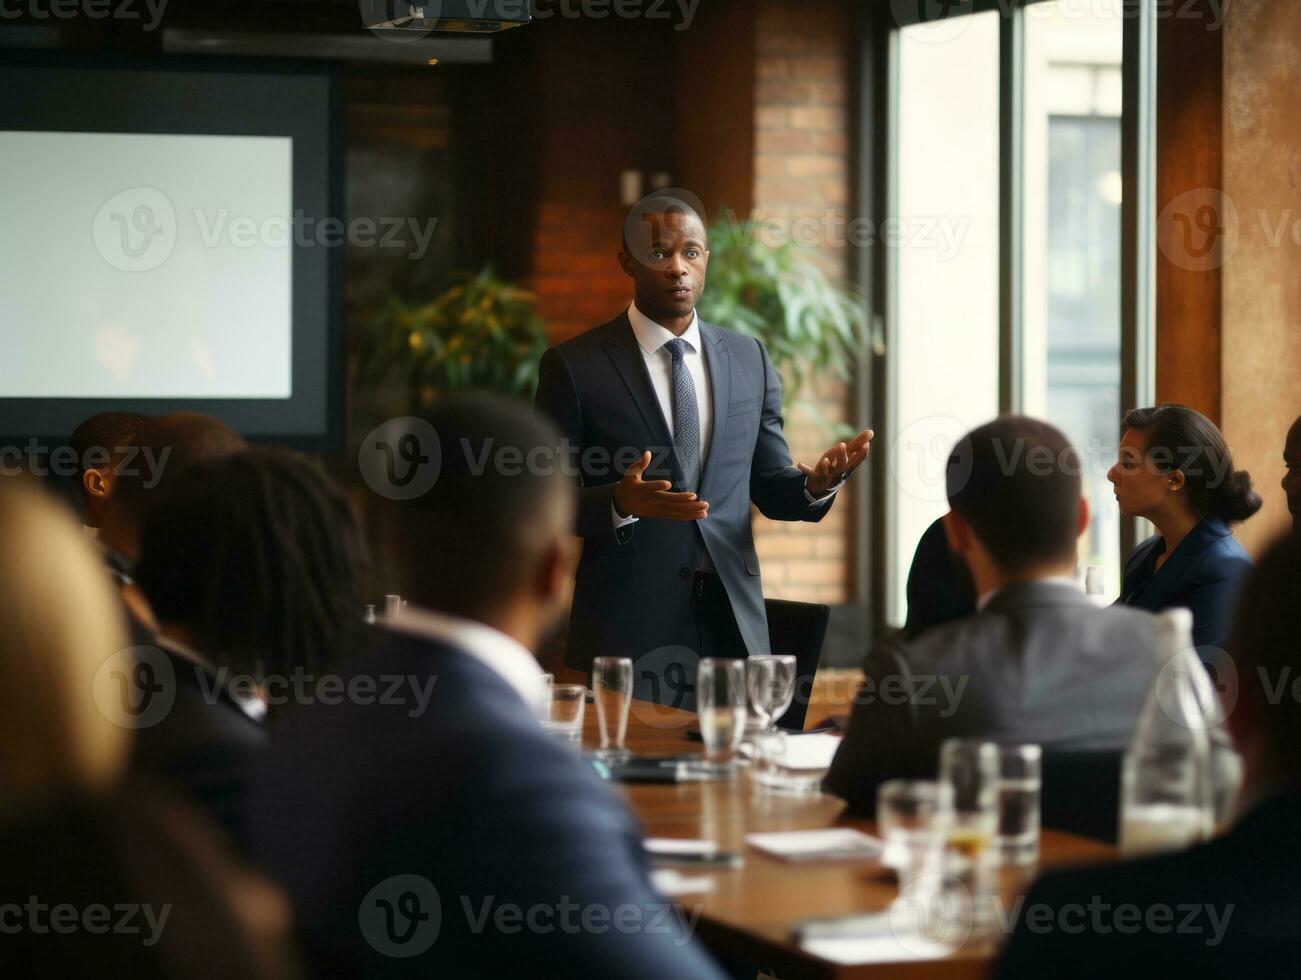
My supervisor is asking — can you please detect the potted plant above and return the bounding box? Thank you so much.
[352,266,549,422]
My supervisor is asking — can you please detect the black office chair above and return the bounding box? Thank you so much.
[764,598,831,732]
[1040,749,1123,844]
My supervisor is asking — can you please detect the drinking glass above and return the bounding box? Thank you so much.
[994,744,1042,866]
[746,655,797,733]
[697,658,747,768]
[938,739,999,929]
[877,780,952,884]
[544,684,586,745]
[592,657,633,763]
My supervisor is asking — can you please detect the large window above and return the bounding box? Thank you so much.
[876,0,1154,628]
[886,13,1002,626]
[1021,1,1125,599]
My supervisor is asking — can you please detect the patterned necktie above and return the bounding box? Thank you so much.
[663,338,700,493]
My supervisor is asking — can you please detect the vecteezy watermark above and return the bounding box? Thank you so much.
[359,876,442,958]
[358,875,703,958]
[892,873,1236,952]
[0,0,168,30]
[851,671,968,719]
[358,417,678,502]
[0,439,170,485]
[890,0,1228,45]
[0,897,172,947]
[359,0,698,44]
[92,186,439,273]
[629,645,699,730]
[92,645,443,729]
[887,418,1238,501]
[1159,188,1301,272]
[719,209,971,260]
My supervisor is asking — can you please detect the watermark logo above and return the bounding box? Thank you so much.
[1158,188,1240,273]
[359,417,442,500]
[1154,646,1235,732]
[629,645,698,729]
[890,0,976,44]
[888,415,972,503]
[889,870,974,955]
[92,187,176,273]
[92,645,177,730]
[359,875,442,957]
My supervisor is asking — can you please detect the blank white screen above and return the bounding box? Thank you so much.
[0,130,292,399]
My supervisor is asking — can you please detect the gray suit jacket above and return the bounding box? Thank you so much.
[535,312,833,680]
[825,582,1161,813]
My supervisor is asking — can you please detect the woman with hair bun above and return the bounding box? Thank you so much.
[1108,403,1262,651]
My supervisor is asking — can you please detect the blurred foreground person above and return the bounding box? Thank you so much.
[0,478,299,979]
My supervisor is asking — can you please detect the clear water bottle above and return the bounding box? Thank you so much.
[1120,608,1216,857]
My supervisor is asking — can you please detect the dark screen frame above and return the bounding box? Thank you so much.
[0,50,345,451]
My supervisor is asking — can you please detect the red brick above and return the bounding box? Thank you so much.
[786,154,843,178]
[789,106,842,132]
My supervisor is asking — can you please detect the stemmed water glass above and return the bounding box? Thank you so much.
[746,655,797,733]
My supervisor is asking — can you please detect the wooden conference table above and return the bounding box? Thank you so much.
[582,700,1116,980]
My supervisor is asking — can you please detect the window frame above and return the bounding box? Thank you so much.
[850,0,1157,636]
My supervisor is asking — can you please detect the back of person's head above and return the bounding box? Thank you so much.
[946,416,1083,573]
[99,412,247,559]
[1122,403,1262,524]
[0,478,129,819]
[377,392,577,623]
[0,787,300,979]
[1229,533,1301,781]
[135,448,369,682]
[68,410,150,522]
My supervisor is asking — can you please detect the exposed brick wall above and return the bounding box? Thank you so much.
[749,0,855,606]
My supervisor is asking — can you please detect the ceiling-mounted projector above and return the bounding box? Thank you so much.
[361,0,532,32]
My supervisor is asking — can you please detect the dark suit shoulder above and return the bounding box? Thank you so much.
[891,596,1156,675]
[549,315,632,357]
[1184,534,1253,586]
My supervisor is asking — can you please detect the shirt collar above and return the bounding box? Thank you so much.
[628,301,700,357]
[976,575,1081,613]
[386,606,549,718]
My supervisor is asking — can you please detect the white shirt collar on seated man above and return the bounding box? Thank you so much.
[387,606,550,719]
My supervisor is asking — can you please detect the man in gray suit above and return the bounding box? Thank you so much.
[535,192,871,696]
[826,416,1159,814]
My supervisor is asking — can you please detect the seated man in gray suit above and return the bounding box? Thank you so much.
[826,416,1159,814]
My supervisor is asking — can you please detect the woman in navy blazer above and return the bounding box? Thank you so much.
[1109,404,1262,652]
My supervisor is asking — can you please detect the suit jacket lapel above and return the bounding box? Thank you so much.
[698,320,730,498]
[601,313,684,486]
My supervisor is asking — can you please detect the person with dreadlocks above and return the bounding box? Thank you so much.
[129,446,370,842]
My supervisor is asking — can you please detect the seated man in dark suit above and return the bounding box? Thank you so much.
[826,416,1160,813]
[996,533,1301,979]
[248,394,726,979]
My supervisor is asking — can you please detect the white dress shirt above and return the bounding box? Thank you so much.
[387,606,550,720]
[613,302,836,531]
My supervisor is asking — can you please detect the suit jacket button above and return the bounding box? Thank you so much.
[679,567,691,579]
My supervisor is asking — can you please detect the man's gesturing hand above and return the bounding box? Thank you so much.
[799,429,874,498]
[613,451,709,522]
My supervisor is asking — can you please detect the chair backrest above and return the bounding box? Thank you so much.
[1040,748,1123,844]
[763,598,830,731]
